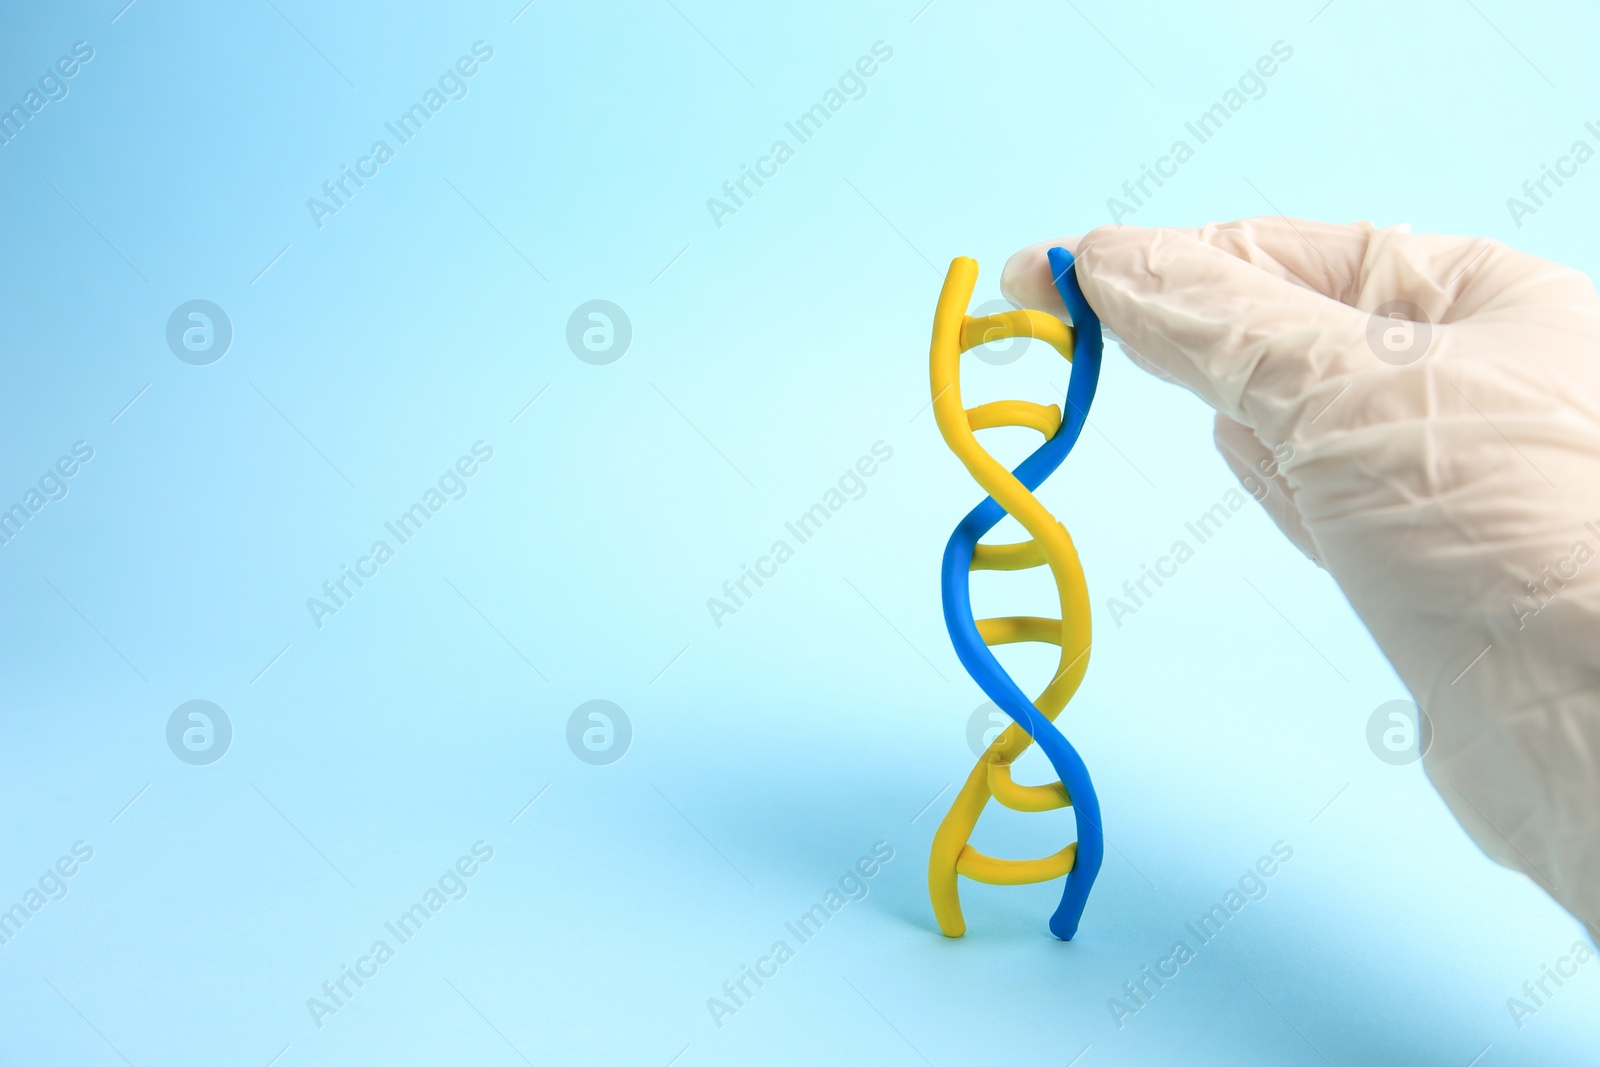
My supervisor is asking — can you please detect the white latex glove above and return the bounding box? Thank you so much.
[1002,218,1600,934]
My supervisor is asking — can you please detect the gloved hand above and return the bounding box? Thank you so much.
[1001,218,1600,934]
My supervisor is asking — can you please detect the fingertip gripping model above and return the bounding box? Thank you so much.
[927,248,1104,941]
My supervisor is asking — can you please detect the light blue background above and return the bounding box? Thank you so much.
[2,0,1597,1063]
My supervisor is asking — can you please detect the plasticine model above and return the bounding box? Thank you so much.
[926,248,1106,941]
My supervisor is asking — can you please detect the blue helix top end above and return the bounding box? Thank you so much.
[1048,246,1103,447]
[1046,246,1089,328]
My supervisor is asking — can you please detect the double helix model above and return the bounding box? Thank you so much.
[926,248,1105,941]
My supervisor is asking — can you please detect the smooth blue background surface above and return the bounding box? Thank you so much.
[2,1,1598,1064]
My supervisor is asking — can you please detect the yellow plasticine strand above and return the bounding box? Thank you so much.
[970,540,1047,571]
[966,399,1063,436]
[988,762,1071,811]
[926,255,1100,939]
[975,615,1065,647]
[956,842,1078,885]
[959,309,1074,353]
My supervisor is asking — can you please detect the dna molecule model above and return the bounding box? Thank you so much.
[926,248,1105,941]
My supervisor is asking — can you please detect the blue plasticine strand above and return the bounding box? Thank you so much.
[938,247,1104,940]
